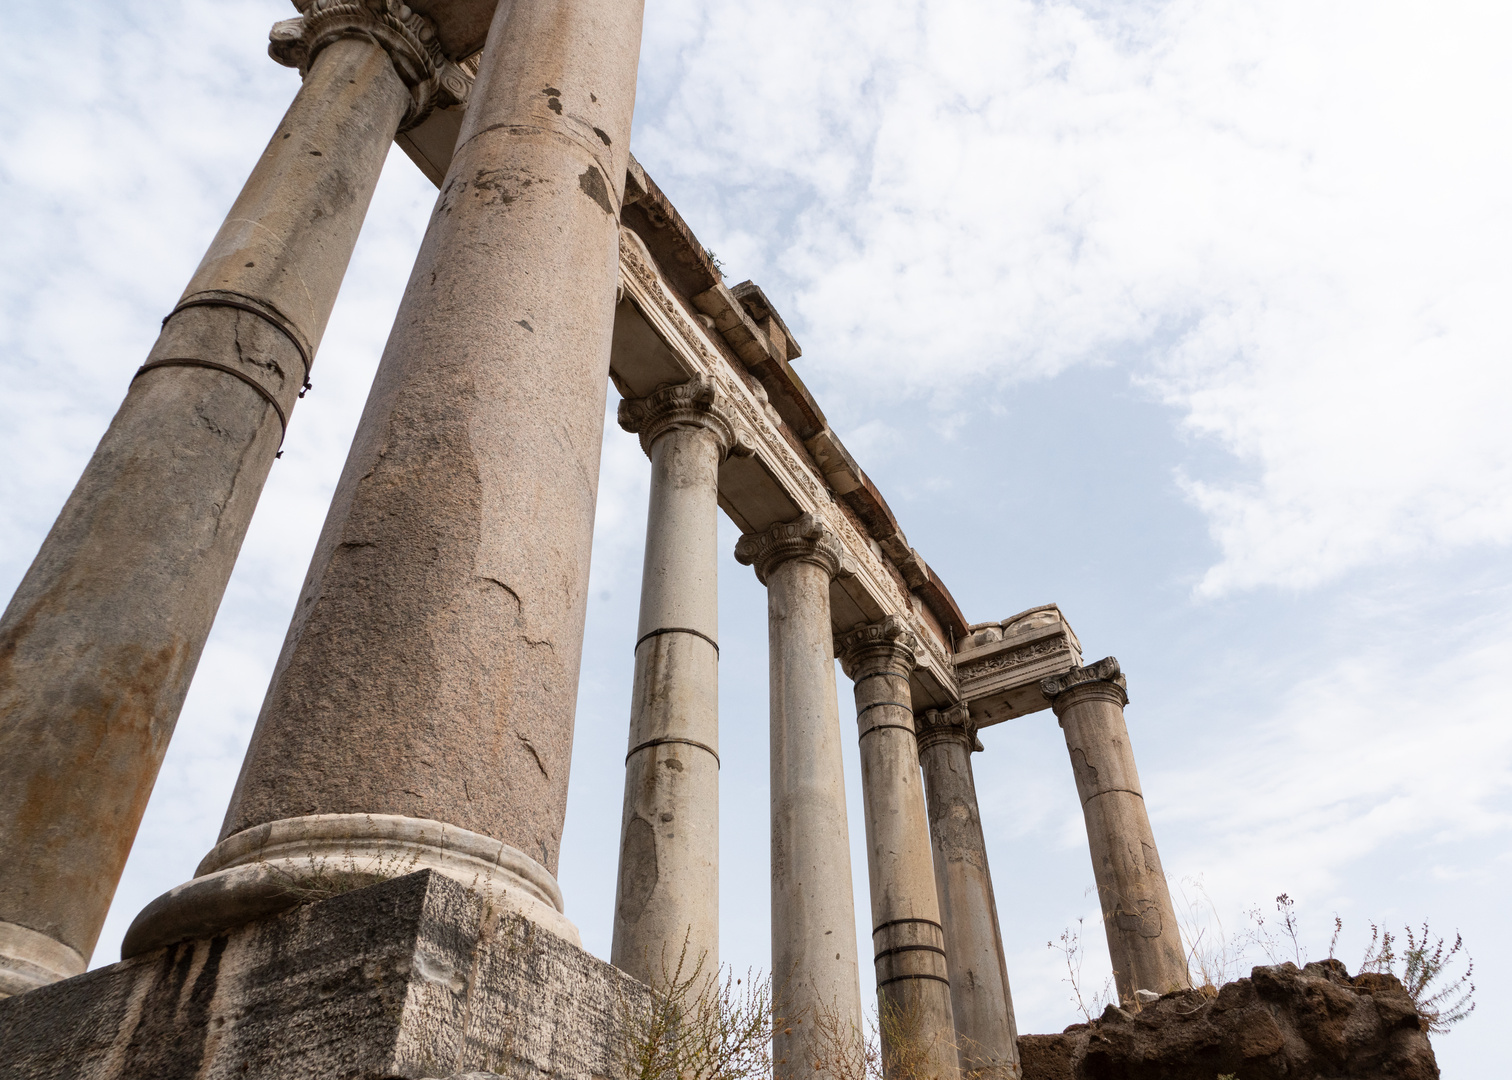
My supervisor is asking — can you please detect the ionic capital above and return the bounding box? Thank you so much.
[915,703,982,755]
[617,377,751,460]
[1040,656,1128,713]
[836,615,918,680]
[734,513,854,586]
[270,1,476,131]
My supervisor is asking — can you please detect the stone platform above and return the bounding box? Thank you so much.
[0,871,646,1080]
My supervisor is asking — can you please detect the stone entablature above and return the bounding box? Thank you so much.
[953,604,1084,726]
[615,229,960,708]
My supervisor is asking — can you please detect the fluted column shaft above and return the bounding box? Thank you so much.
[124,0,647,958]
[611,380,742,982]
[839,620,958,1080]
[916,707,1020,1080]
[1042,658,1188,1003]
[736,516,863,1080]
[0,8,436,995]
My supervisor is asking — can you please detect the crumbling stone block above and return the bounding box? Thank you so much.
[0,871,648,1080]
[1017,960,1439,1080]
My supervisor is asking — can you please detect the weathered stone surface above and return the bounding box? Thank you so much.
[1017,961,1439,1080]
[611,379,740,982]
[737,517,864,1079]
[916,705,1021,1080]
[954,605,1082,726]
[1042,659,1188,1004]
[0,871,648,1080]
[0,32,411,996]
[139,0,648,954]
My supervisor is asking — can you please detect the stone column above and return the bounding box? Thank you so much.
[838,619,959,1080]
[735,515,865,1080]
[124,0,647,958]
[0,3,454,997]
[916,705,1021,1080]
[1041,658,1188,1004]
[610,379,745,984]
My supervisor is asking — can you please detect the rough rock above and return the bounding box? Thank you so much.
[0,871,649,1080]
[1018,960,1439,1080]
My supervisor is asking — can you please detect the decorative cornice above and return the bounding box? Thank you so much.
[835,615,918,680]
[915,703,981,755]
[270,1,477,131]
[616,376,752,460]
[616,229,955,695]
[734,513,854,586]
[1040,656,1128,710]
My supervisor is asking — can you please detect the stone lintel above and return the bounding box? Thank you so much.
[954,604,1084,727]
[0,871,644,1080]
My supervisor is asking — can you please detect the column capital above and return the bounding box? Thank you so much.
[734,513,854,585]
[916,702,983,755]
[835,615,917,680]
[617,376,751,460]
[270,1,476,131]
[1040,656,1128,713]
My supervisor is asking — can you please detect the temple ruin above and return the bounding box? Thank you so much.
[0,2,1190,1077]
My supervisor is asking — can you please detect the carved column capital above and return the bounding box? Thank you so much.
[916,703,982,755]
[616,376,751,460]
[835,615,917,680]
[734,513,854,586]
[270,1,477,131]
[1040,656,1128,714]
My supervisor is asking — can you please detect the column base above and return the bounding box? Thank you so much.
[1,870,644,1080]
[123,813,578,958]
[0,921,86,998]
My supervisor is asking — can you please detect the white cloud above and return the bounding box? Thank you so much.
[634,0,1512,595]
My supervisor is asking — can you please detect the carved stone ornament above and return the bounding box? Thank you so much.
[835,615,918,679]
[1040,655,1128,706]
[269,0,477,131]
[915,702,982,754]
[615,228,955,688]
[733,513,855,586]
[616,376,753,461]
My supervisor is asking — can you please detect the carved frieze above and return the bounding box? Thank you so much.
[952,603,1083,727]
[616,229,957,699]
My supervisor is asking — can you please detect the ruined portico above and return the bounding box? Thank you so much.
[2,1,1190,1074]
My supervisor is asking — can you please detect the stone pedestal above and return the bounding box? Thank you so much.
[1041,658,1188,1004]
[128,0,647,957]
[0,871,648,1080]
[838,619,959,1080]
[916,706,1021,1080]
[611,379,743,983]
[735,515,864,1080]
[0,9,439,996]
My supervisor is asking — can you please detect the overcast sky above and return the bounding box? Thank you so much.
[3,0,1508,1071]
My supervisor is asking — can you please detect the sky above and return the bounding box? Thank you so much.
[3,0,1509,1071]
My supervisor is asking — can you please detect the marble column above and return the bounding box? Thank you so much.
[1041,658,1189,1004]
[0,3,450,997]
[610,378,745,984]
[838,619,959,1080]
[735,515,864,1080]
[124,0,647,958]
[916,705,1021,1080]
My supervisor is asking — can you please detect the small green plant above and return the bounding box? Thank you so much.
[1048,918,1116,1022]
[616,936,775,1080]
[1360,923,1476,1033]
